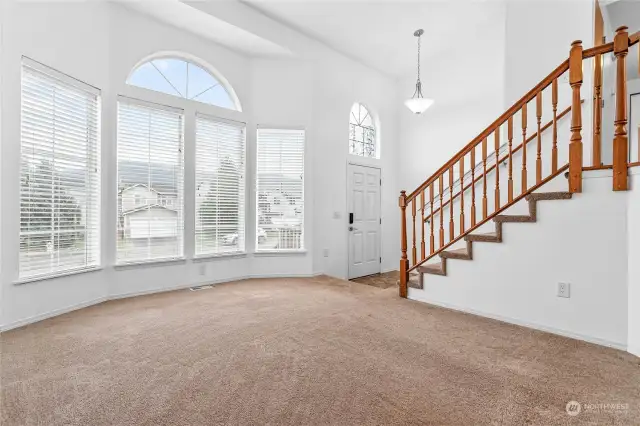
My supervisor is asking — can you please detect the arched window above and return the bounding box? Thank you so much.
[349,103,377,158]
[127,56,240,110]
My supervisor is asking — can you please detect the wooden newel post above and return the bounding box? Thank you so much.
[399,191,408,298]
[568,40,583,193]
[613,26,629,191]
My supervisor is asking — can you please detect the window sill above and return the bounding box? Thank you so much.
[14,266,103,285]
[193,252,247,262]
[253,250,308,257]
[114,257,186,270]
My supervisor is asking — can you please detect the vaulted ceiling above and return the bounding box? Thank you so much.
[241,0,505,78]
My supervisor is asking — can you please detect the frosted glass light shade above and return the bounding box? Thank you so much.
[405,97,434,114]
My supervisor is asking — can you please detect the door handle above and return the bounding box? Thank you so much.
[349,226,358,231]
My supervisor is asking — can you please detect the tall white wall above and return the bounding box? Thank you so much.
[397,1,506,192]
[0,0,400,329]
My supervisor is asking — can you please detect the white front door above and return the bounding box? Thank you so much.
[348,164,381,279]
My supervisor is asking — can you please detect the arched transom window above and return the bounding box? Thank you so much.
[127,57,239,110]
[349,103,377,158]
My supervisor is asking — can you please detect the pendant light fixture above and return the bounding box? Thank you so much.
[405,29,434,114]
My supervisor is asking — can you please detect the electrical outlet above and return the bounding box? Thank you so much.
[199,264,206,276]
[557,282,570,298]
[323,249,329,258]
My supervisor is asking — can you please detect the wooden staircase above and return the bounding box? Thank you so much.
[399,27,640,298]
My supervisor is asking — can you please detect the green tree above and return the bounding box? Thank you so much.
[20,160,83,251]
[198,157,241,241]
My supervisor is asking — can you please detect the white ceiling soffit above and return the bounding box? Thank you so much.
[240,0,503,78]
[116,0,293,58]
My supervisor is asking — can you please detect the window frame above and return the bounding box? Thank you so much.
[116,52,247,265]
[17,57,102,282]
[255,126,306,254]
[194,113,247,258]
[126,53,242,112]
[115,96,186,266]
[348,102,379,159]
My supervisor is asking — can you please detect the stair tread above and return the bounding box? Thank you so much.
[465,231,501,241]
[418,262,446,276]
[444,248,468,254]
[473,232,498,237]
[526,191,573,201]
[421,262,443,270]
[494,214,535,222]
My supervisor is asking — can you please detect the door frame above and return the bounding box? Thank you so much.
[346,160,382,279]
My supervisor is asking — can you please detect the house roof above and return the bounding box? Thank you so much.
[119,183,177,196]
[122,204,178,216]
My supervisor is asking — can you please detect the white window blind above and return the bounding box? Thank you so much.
[256,128,304,251]
[117,98,184,264]
[195,115,246,256]
[19,58,101,280]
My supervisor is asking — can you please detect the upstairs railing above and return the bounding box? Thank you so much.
[398,27,640,298]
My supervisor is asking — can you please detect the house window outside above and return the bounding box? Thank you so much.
[19,58,101,280]
[349,103,377,158]
[127,57,239,111]
[256,128,304,251]
[116,99,184,263]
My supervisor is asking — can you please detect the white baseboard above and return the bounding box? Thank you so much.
[1,296,108,332]
[407,293,627,351]
[1,273,323,332]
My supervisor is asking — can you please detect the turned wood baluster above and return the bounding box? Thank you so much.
[429,183,435,254]
[449,166,454,241]
[569,40,583,193]
[439,175,444,248]
[459,157,465,234]
[536,92,543,184]
[521,103,528,193]
[593,45,603,167]
[613,26,629,191]
[552,79,558,173]
[470,145,477,226]
[482,138,488,219]
[420,191,425,260]
[494,128,500,212]
[399,191,408,298]
[411,199,417,266]
[508,117,514,202]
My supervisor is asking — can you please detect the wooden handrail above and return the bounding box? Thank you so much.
[406,31,640,203]
[406,59,569,202]
[423,103,574,222]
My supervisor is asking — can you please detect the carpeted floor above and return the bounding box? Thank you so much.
[1,276,639,425]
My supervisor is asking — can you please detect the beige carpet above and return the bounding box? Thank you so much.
[1,276,639,425]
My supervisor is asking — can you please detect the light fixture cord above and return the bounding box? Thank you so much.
[416,34,421,85]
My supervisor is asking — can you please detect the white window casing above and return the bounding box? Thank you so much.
[116,97,184,264]
[195,114,246,256]
[256,128,305,252]
[19,58,101,280]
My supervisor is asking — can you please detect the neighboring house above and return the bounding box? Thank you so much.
[119,184,178,239]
